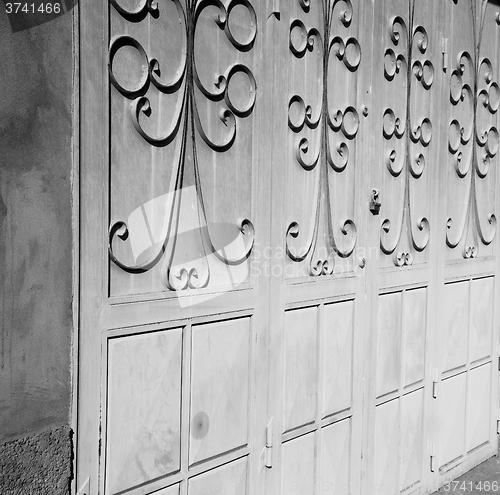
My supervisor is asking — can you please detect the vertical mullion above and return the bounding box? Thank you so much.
[265,0,289,493]
[181,323,192,480]
[315,303,324,495]
[351,0,375,491]
[397,290,406,493]
[360,0,385,491]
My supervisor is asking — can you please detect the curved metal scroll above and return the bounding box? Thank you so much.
[108,0,257,288]
[380,9,432,266]
[446,3,498,258]
[286,0,360,276]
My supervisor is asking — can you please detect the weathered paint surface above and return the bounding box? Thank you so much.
[0,5,74,446]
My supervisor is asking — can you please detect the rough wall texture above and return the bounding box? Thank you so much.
[0,2,75,492]
[0,426,73,494]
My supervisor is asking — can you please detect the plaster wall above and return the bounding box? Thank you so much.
[0,4,75,493]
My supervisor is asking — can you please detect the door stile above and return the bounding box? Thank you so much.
[264,1,291,493]
[249,4,277,495]
[77,0,109,493]
[426,0,447,491]
[489,0,500,461]
[354,2,377,495]
[495,0,500,458]
[358,0,380,493]
[425,0,447,492]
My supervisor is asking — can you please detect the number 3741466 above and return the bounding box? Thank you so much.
[444,480,500,491]
[5,3,61,14]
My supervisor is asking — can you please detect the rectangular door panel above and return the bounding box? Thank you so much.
[467,363,492,452]
[470,277,494,364]
[401,389,425,491]
[106,329,183,494]
[373,390,425,494]
[439,372,467,468]
[442,282,469,375]
[322,301,354,418]
[376,292,402,398]
[189,319,251,465]
[281,433,315,495]
[320,418,352,495]
[374,399,399,494]
[403,288,427,388]
[188,458,248,495]
[283,307,318,433]
[155,485,180,495]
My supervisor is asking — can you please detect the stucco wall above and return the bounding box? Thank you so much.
[0,4,75,492]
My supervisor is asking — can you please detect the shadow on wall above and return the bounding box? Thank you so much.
[0,0,74,444]
[2,0,77,32]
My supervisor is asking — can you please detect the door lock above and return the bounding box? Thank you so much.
[370,188,381,215]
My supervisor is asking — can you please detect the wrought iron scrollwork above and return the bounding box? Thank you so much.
[108,0,256,289]
[446,1,499,258]
[286,0,360,276]
[380,5,432,266]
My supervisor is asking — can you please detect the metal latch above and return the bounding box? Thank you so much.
[370,188,381,215]
[265,418,274,468]
[432,368,438,399]
[442,38,448,72]
[430,443,437,472]
[268,0,280,19]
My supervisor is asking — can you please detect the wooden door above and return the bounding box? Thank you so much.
[78,1,500,494]
[265,1,370,495]
[363,1,500,494]
[78,1,272,494]
[363,1,441,493]
[434,0,500,487]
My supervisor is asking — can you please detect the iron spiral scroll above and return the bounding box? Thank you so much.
[107,0,257,290]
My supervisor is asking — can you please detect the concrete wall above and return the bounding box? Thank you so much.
[0,5,75,493]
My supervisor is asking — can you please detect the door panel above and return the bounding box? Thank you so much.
[439,373,467,468]
[189,319,251,465]
[188,458,248,495]
[322,301,355,417]
[283,308,318,433]
[468,363,492,452]
[281,433,315,495]
[320,418,352,495]
[106,329,183,494]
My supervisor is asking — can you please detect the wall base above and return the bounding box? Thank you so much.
[0,426,72,495]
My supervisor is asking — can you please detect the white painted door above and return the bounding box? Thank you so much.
[79,1,272,494]
[78,1,500,494]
